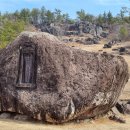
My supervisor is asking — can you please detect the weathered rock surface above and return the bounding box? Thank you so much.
[37,22,105,38]
[0,32,129,123]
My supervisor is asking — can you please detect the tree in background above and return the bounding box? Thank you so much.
[31,8,40,25]
[103,12,107,23]
[86,13,95,23]
[119,26,128,41]
[20,8,30,23]
[117,10,125,22]
[13,10,20,21]
[0,21,25,48]
[97,14,104,24]
[76,9,94,22]
[62,13,70,23]
[40,6,46,24]
[0,12,2,25]
[46,10,55,24]
[0,5,130,49]
[76,9,87,21]
[54,9,62,23]
[107,11,113,24]
[40,6,47,24]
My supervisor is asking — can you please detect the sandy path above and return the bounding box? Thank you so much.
[0,116,130,130]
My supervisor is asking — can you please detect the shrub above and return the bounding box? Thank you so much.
[119,26,128,41]
[0,20,25,49]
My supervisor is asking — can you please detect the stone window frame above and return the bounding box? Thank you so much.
[16,43,37,88]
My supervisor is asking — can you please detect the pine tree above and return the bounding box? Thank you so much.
[40,6,46,24]
[76,9,87,21]
[107,11,113,24]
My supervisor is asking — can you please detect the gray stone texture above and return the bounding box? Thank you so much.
[0,32,129,123]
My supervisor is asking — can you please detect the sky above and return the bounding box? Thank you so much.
[0,0,130,18]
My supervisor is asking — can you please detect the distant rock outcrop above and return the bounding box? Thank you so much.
[0,32,129,123]
[37,22,104,37]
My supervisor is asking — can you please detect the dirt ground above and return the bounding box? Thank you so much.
[0,41,130,130]
[0,116,130,130]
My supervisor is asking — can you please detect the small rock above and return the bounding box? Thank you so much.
[84,119,91,123]
[119,47,126,53]
[123,103,130,114]
[14,114,29,121]
[111,107,122,116]
[112,48,118,51]
[109,115,126,123]
[103,43,112,48]
[0,113,11,119]
[116,101,126,114]
[90,120,95,124]
[76,119,80,123]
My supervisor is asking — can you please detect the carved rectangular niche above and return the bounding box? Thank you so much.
[17,44,37,88]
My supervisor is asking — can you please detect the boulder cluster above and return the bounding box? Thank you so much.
[36,22,109,45]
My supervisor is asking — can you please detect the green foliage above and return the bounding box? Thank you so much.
[107,11,113,24]
[46,10,55,24]
[31,8,40,24]
[0,20,25,49]
[86,14,94,22]
[54,9,62,22]
[0,6,130,50]
[1,6,129,26]
[62,13,69,22]
[97,11,114,24]
[0,6,73,50]
[67,19,75,24]
[76,9,87,21]
[0,6,130,27]
[76,9,94,22]
[103,12,107,23]
[119,26,128,40]
[97,14,104,24]
[40,6,46,24]
[20,8,30,23]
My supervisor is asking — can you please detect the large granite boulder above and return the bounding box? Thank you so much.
[0,32,129,123]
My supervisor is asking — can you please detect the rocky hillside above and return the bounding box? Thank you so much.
[36,22,130,47]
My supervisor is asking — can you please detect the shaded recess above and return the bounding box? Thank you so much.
[17,43,37,88]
